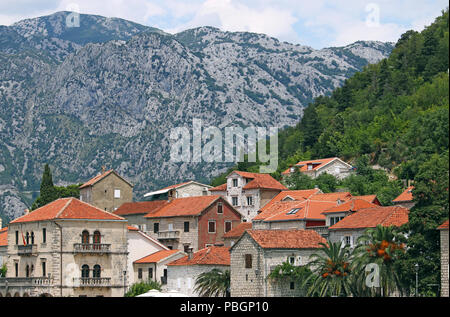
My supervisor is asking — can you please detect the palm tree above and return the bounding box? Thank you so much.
[304,241,353,297]
[353,225,407,296]
[194,269,230,297]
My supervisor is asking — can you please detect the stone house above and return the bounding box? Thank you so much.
[328,206,409,248]
[281,157,354,180]
[133,249,185,287]
[322,198,379,228]
[114,201,168,232]
[392,186,416,209]
[79,169,133,213]
[143,181,212,200]
[0,198,128,297]
[223,222,252,247]
[230,229,326,297]
[438,220,448,297]
[209,171,287,222]
[126,225,173,286]
[166,246,230,297]
[144,195,242,252]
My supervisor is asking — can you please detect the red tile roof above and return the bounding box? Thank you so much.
[209,183,227,191]
[127,225,139,231]
[282,157,340,175]
[0,227,8,247]
[144,195,223,218]
[10,198,125,224]
[438,220,449,230]
[258,189,321,213]
[322,199,379,214]
[329,206,409,230]
[310,192,352,202]
[114,201,167,216]
[392,186,414,202]
[352,195,381,205]
[79,169,132,189]
[167,246,230,266]
[246,229,326,249]
[223,222,252,238]
[134,249,181,264]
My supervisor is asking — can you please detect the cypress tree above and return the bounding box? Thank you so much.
[31,164,57,210]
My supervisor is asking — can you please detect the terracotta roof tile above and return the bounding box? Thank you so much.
[352,195,380,205]
[392,186,414,202]
[160,181,193,191]
[0,227,8,246]
[329,206,409,230]
[257,189,321,214]
[134,249,181,264]
[10,198,125,224]
[282,157,339,175]
[241,173,287,191]
[79,169,132,189]
[167,246,230,266]
[438,220,449,230]
[209,183,227,191]
[247,229,326,249]
[127,225,139,231]
[144,195,222,218]
[310,192,352,202]
[114,201,167,216]
[322,199,379,214]
[223,222,252,238]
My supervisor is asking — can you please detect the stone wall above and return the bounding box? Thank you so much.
[441,228,449,297]
[87,173,133,213]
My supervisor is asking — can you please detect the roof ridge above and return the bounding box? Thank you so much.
[55,197,74,219]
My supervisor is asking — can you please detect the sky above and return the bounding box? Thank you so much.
[0,0,448,49]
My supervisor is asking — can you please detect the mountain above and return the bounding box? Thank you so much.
[0,11,394,223]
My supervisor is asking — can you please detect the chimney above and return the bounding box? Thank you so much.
[187,248,194,260]
[24,208,30,215]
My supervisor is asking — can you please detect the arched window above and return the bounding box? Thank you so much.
[81,230,89,245]
[93,231,101,250]
[93,265,101,278]
[31,232,35,245]
[26,232,29,245]
[81,265,89,278]
[26,265,30,278]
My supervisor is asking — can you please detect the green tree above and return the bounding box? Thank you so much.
[31,164,58,210]
[194,269,230,297]
[266,261,312,296]
[304,241,353,297]
[124,280,162,297]
[353,225,407,296]
[0,263,7,277]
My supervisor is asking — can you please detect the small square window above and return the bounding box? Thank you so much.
[114,189,121,198]
[232,179,238,187]
[208,221,216,233]
[232,197,238,206]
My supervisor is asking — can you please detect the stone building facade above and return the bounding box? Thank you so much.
[0,198,128,297]
[143,181,212,200]
[144,196,242,252]
[209,171,287,222]
[230,229,326,297]
[438,220,449,297]
[79,169,133,213]
[282,157,354,180]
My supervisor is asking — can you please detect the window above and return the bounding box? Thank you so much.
[287,208,300,215]
[232,179,238,187]
[168,223,174,231]
[31,232,34,245]
[93,231,101,247]
[114,189,121,198]
[307,164,313,171]
[148,268,153,280]
[26,232,29,245]
[245,254,252,268]
[154,223,159,233]
[15,231,19,245]
[288,256,295,265]
[225,221,232,233]
[217,202,223,214]
[81,265,90,278]
[42,228,46,244]
[184,222,190,233]
[344,236,353,247]
[93,265,101,278]
[232,197,238,206]
[15,262,18,277]
[247,196,253,206]
[290,282,295,290]
[42,262,46,277]
[187,277,192,289]
[82,230,89,244]
[26,265,30,278]
[208,220,216,233]
[138,268,143,279]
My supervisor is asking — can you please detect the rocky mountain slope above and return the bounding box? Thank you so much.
[0,11,394,222]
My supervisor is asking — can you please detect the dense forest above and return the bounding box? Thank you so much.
[211,9,449,296]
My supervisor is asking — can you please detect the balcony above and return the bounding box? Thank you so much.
[73,277,111,287]
[17,245,37,256]
[73,243,111,254]
[0,277,53,287]
[157,230,180,240]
